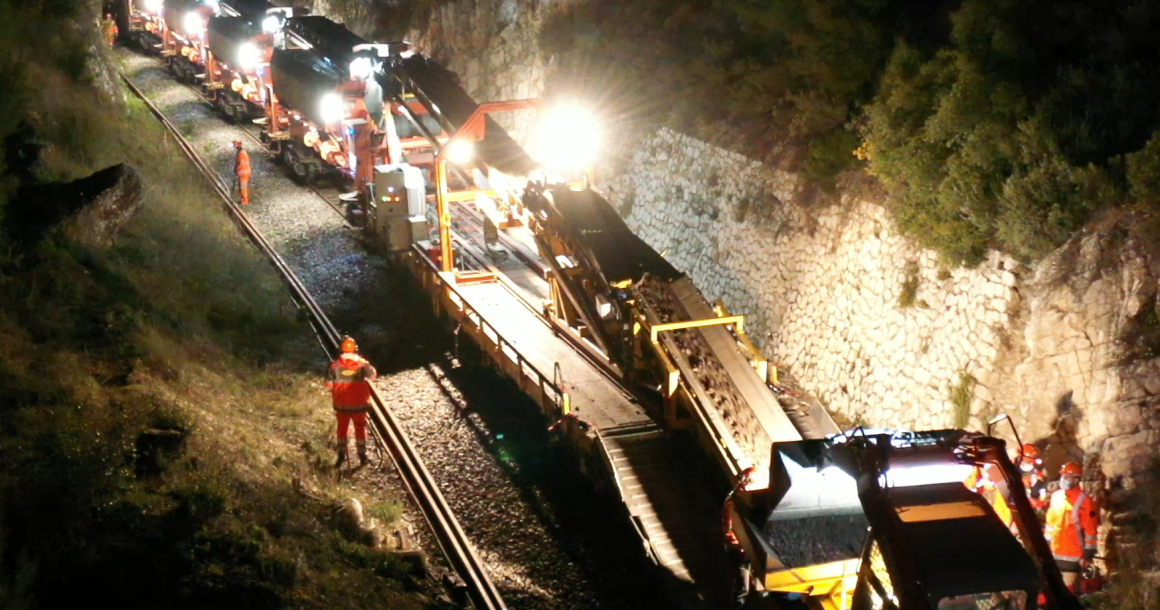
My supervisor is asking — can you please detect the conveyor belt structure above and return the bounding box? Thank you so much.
[336,39,859,607]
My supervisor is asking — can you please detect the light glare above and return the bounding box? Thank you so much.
[349,57,373,80]
[143,0,163,14]
[880,463,975,488]
[536,105,600,171]
[446,140,473,165]
[319,93,344,124]
[261,14,281,34]
[237,43,260,70]
[183,12,206,36]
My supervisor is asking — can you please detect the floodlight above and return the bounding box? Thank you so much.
[349,56,373,80]
[319,93,344,125]
[261,14,282,34]
[237,43,260,70]
[445,139,473,165]
[536,105,600,170]
[183,12,206,36]
[143,0,163,14]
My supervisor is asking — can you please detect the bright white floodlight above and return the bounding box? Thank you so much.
[349,56,373,80]
[445,140,474,165]
[237,43,260,70]
[262,14,282,34]
[183,12,206,36]
[536,105,600,170]
[319,93,344,124]
[143,0,163,14]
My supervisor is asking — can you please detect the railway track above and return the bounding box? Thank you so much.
[121,72,508,610]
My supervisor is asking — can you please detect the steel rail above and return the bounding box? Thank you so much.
[167,75,352,223]
[120,71,507,610]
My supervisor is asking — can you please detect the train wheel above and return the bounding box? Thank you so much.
[220,101,238,123]
[290,158,309,183]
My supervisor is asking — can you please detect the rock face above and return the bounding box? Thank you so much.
[325,0,1160,559]
[59,164,146,248]
[8,164,145,247]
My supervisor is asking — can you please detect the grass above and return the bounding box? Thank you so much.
[949,371,976,430]
[898,260,921,308]
[0,11,440,609]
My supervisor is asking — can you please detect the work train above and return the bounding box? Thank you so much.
[113,1,1092,607]
[115,0,444,194]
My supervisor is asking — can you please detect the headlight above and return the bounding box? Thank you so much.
[261,14,282,34]
[237,43,260,70]
[183,12,206,36]
[143,0,163,14]
[319,93,344,124]
[349,57,372,80]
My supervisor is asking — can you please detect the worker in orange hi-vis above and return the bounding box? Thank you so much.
[964,463,1014,528]
[1020,443,1049,511]
[1044,462,1100,592]
[233,140,252,204]
[102,13,118,47]
[326,336,378,468]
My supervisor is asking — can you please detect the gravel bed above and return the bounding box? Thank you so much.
[120,50,650,609]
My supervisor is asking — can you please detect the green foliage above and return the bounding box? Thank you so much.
[540,0,907,186]
[544,0,1160,263]
[949,371,976,429]
[1127,132,1160,210]
[897,260,920,308]
[863,0,1160,264]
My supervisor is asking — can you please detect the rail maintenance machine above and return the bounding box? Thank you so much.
[325,32,1087,610]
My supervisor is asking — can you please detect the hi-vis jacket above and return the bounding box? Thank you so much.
[1044,486,1099,563]
[235,148,251,177]
[326,353,377,410]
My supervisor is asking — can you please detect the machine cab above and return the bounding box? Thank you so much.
[852,483,1039,610]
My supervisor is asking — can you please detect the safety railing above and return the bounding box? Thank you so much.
[410,246,570,420]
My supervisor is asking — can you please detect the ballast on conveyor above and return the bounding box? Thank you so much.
[634,274,839,488]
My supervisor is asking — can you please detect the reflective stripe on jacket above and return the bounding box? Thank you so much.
[235,149,251,177]
[326,353,377,409]
[1044,487,1099,562]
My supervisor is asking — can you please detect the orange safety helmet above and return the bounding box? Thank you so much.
[1022,443,1041,461]
[1060,462,1083,477]
[233,140,243,149]
[340,336,358,353]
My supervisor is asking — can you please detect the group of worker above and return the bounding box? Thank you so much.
[970,443,1100,594]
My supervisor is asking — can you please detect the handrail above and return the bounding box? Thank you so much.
[410,244,570,418]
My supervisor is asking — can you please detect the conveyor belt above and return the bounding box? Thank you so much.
[548,188,680,285]
[399,55,539,177]
[636,275,831,487]
[285,16,367,64]
[217,0,275,18]
[669,278,833,441]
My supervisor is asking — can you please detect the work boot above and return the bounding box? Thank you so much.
[334,441,348,469]
[357,440,369,467]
